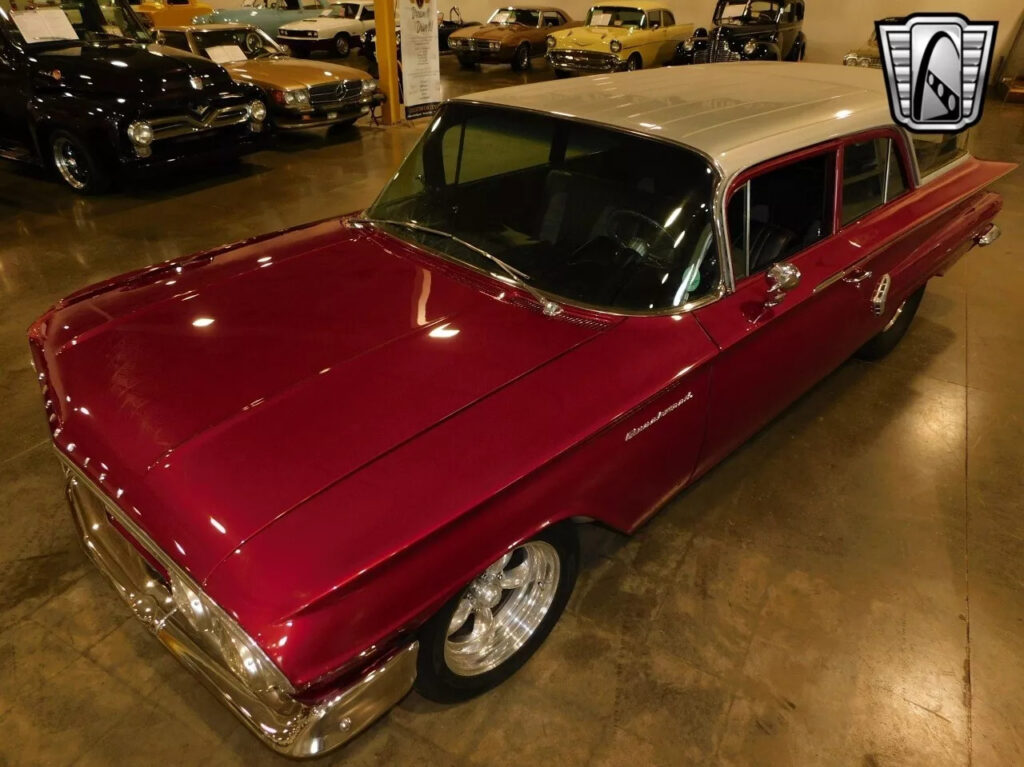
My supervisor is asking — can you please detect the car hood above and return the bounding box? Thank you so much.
[450,23,519,40]
[281,17,346,27]
[31,220,606,580]
[222,56,370,88]
[31,42,234,97]
[554,25,631,46]
[711,22,776,40]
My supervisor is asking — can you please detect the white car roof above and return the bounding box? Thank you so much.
[459,63,897,180]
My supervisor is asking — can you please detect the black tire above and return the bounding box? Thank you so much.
[855,285,925,360]
[626,53,642,71]
[787,37,805,62]
[334,33,351,57]
[457,54,476,69]
[415,523,579,703]
[49,130,111,194]
[553,68,572,78]
[511,41,531,71]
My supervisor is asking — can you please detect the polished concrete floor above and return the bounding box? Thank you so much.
[1,56,1022,766]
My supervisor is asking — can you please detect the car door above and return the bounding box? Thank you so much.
[692,143,890,475]
[358,3,374,34]
[0,34,31,158]
[641,10,666,64]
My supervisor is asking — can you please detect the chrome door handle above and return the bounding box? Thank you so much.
[843,269,874,285]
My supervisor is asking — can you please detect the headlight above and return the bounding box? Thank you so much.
[489,41,499,49]
[247,100,267,122]
[843,53,857,66]
[546,35,556,50]
[859,57,873,67]
[170,576,291,694]
[610,39,622,53]
[275,88,310,109]
[744,40,758,56]
[361,78,377,92]
[683,38,695,52]
[127,120,154,147]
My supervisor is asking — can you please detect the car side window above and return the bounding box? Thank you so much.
[542,11,561,27]
[160,30,190,50]
[648,10,661,28]
[360,5,373,19]
[841,137,908,226]
[912,131,968,177]
[728,151,836,280]
[662,10,675,25]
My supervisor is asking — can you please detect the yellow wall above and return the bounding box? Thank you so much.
[448,0,1023,75]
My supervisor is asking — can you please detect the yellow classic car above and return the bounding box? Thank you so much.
[130,0,213,28]
[158,24,384,129]
[546,1,692,76]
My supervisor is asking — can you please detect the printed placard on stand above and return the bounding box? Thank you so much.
[398,0,441,120]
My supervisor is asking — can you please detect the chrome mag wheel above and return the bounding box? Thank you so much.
[52,136,89,190]
[443,541,560,677]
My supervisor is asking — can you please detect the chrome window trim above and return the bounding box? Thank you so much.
[373,99,731,317]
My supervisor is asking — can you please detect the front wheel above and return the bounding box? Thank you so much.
[334,33,351,57]
[511,41,531,71]
[553,67,573,78]
[50,130,111,194]
[414,523,579,703]
[457,54,476,69]
[625,52,642,71]
[855,285,925,360]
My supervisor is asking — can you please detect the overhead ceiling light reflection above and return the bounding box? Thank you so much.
[192,317,215,328]
[428,323,460,339]
[835,109,852,119]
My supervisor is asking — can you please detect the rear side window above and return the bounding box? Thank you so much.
[663,10,675,24]
[912,132,968,177]
[160,30,190,50]
[841,137,907,225]
[647,10,662,28]
[728,152,836,280]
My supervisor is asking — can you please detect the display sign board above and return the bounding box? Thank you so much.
[12,9,79,45]
[398,0,441,120]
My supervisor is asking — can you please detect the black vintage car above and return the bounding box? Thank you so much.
[0,0,268,193]
[670,0,806,65]
[360,7,478,76]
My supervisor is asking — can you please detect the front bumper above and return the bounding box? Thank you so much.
[62,458,417,758]
[273,93,385,130]
[449,40,510,62]
[546,49,623,73]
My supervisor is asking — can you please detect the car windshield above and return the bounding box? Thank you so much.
[321,2,356,17]
[488,8,540,26]
[586,6,644,28]
[193,27,281,61]
[0,0,151,48]
[715,0,781,24]
[366,103,721,313]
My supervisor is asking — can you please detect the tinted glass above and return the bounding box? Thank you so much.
[360,5,373,18]
[647,10,661,27]
[159,30,189,49]
[886,141,907,200]
[586,6,645,27]
[913,132,968,176]
[842,138,886,225]
[369,103,721,312]
[663,10,674,24]
[730,152,835,278]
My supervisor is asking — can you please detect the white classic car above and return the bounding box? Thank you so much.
[277,0,375,56]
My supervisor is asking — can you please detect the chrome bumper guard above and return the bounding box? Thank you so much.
[62,460,417,758]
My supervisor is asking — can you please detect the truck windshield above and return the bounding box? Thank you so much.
[367,103,721,313]
[0,0,152,48]
[715,1,781,24]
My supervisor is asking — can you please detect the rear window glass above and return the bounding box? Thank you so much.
[912,132,969,177]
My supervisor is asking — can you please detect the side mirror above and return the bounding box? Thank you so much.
[765,262,800,306]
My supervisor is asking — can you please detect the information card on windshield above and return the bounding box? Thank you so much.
[12,8,79,44]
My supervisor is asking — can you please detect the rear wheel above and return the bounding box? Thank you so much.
[511,41,531,71]
[50,130,110,194]
[334,33,351,57]
[414,524,578,703]
[855,285,925,360]
[626,52,642,71]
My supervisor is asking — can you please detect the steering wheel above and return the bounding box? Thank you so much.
[606,209,677,269]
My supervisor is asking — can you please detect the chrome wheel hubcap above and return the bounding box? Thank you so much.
[444,541,560,677]
[53,137,87,190]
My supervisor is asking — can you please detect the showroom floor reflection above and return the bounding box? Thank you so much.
[1,57,1022,766]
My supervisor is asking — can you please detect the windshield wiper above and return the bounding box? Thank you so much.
[357,218,563,317]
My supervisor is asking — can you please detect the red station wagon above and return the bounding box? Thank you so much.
[28,64,1012,757]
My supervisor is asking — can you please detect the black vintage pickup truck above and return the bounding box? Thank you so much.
[670,0,806,65]
[0,0,268,193]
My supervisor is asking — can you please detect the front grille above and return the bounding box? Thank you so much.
[279,29,318,38]
[309,80,364,108]
[548,49,618,72]
[709,35,741,63]
[147,103,251,141]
